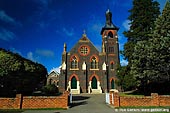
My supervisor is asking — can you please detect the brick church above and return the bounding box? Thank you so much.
[59,9,119,94]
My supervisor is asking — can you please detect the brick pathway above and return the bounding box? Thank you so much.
[23,93,114,113]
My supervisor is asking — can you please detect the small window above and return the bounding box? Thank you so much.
[108,31,113,38]
[109,47,114,53]
[111,62,114,69]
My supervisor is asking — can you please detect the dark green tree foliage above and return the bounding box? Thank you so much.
[123,0,160,62]
[116,64,137,91]
[149,0,170,81]
[124,0,160,42]
[131,1,170,94]
[122,0,160,92]
[0,48,47,96]
[42,84,59,95]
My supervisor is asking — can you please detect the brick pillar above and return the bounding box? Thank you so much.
[63,91,69,109]
[151,93,159,106]
[113,92,120,107]
[15,94,22,109]
[110,91,114,105]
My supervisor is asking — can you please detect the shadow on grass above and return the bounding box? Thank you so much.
[0,110,24,113]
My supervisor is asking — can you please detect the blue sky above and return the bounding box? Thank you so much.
[0,0,166,73]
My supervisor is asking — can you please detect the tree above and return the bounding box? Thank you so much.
[122,0,160,91]
[116,64,137,91]
[149,0,170,81]
[131,0,170,94]
[42,84,59,95]
[123,0,160,62]
[0,48,47,96]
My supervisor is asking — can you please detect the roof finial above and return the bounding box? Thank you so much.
[106,9,110,13]
[63,43,67,54]
[83,29,86,37]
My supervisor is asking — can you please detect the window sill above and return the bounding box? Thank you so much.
[70,68,79,70]
[90,69,99,71]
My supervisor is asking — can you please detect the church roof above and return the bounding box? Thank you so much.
[79,31,90,42]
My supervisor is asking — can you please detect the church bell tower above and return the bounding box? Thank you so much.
[101,9,119,91]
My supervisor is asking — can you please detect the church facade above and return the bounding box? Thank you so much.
[59,10,119,94]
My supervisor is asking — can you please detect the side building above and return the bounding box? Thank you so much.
[59,9,119,94]
[47,71,59,87]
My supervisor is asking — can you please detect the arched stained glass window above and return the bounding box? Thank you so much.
[91,56,98,69]
[71,56,78,69]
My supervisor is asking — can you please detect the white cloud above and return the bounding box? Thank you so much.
[49,66,61,74]
[27,52,35,61]
[0,28,15,41]
[0,10,15,24]
[120,59,128,66]
[62,27,74,37]
[0,10,22,27]
[122,20,131,31]
[10,48,22,55]
[35,49,54,57]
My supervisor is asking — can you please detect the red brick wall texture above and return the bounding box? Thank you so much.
[0,92,69,109]
[110,92,170,107]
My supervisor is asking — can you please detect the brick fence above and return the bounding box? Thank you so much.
[0,91,69,109]
[110,91,170,107]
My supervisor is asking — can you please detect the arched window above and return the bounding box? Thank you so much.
[108,31,113,38]
[110,62,114,69]
[91,76,97,89]
[71,56,78,69]
[109,47,114,53]
[91,56,98,69]
[71,76,77,89]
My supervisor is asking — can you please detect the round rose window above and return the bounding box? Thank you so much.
[79,46,90,56]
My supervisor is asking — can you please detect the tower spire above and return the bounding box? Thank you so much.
[63,43,67,54]
[106,9,112,26]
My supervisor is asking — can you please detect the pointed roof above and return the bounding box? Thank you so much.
[101,9,119,34]
[79,30,90,42]
[68,31,100,54]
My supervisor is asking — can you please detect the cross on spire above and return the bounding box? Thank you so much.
[83,30,87,37]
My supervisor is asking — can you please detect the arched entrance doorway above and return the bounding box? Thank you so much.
[91,76,97,89]
[111,79,114,89]
[88,75,102,94]
[68,74,80,94]
[71,76,77,89]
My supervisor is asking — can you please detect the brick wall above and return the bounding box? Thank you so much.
[159,95,170,106]
[0,92,69,109]
[110,92,170,107]
[0,94,21,109]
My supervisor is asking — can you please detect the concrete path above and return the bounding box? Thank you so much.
[23,93,114,113]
